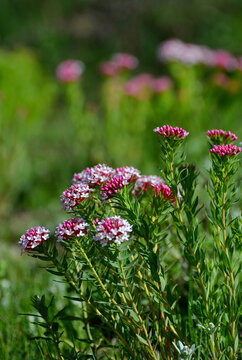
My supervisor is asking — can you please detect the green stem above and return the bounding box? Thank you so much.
[119,256,157,360]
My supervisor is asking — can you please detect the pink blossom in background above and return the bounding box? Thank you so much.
[213,50,237,71]
[55,218,89,242]
[94,216,132,246]
[154,125,189,139]
[152,76,173,93]
[19,226,50,254]
[72,164,115,187]
[124,73,154,97]
[61,184,93,211]
[157,39,240,71]
[210,144,241,157]
[111,53,139,70]
[132,175,163,195]
[99,61,119,76]
[56,60,84,82]
[153,183,175,202]
[207,129,237,142]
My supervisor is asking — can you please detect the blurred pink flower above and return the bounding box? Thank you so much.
[111,53,139,70]
[157,39,239,71]
[61,184,93,211]
[153,183,175,202]
[124,73,154,98]
[152,76,173,93]
[213,50,237,71]
[99,61,119,76]
[56,60,84,82]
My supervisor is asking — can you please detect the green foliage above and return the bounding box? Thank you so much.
[18,129,241,359]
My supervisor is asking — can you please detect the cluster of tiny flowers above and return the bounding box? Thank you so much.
[210,144,241,157]
[132,175,163,195]
[115,166,140,183]
[94,216,132,246]
[61,184,93,211]
[56,60,84,82]
[153,183,175,201]
[99,53,138,76]
[157,39,240,71]
[19,226,50,254]
[206,129,237,142]
[55,217,89,242]
[100,175,128,200]
[154,125,189,139]
[72,164,115,187]
[100,167,140,200]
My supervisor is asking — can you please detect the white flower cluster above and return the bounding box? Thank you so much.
[94,216,132,246]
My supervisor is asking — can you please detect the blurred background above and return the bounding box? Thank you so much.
[0,1,241,357]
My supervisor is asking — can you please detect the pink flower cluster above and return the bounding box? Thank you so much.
[100,167,140,200]
[132,175,163,196]
[124,74,172,98]
[207,129,237,142]
[56,60,84,82]
[72,164,115,187]
[55,217,89,242]
[154,125,189,139]
[19,226,50,254]
[99,53,138,76]
[94,216,132,246]
[157,39,240,71]
[61,184,93,211]
[210,144,241,157]
[153,183,175,201]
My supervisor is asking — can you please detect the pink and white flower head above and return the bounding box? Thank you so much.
[132,175,163,196]
[111,53,139,70]
[94,216,132,246]
[56,60,84,83]
[61,184,93,211]
[153,183,175,202]
[55,217,89,242]
[207,129,237,143]
[154,125,189,139]
[72,164,115,187]
[100,167,140,200]
[210,144,241,157]
[152,76,173,93]
[124,73,154,98]
[99,61,119,77]
[115,166,140,184]
[19,226,50,254]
